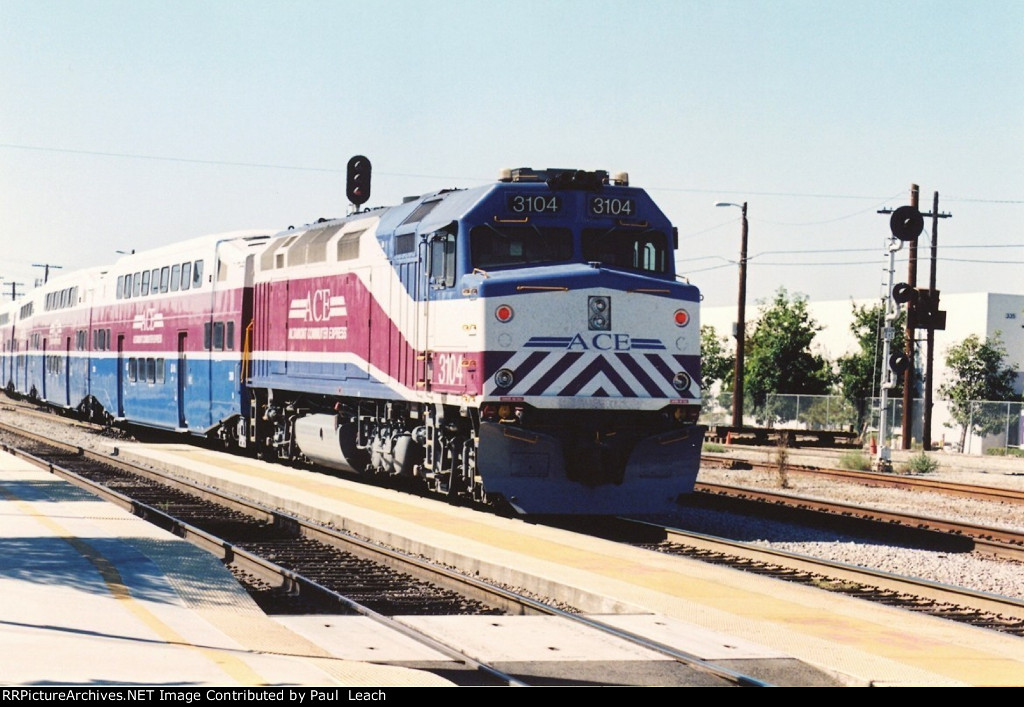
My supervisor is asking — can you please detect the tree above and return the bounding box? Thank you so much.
[938,333,1020,451]
[836,301,907,431]
[745,288,834,423]
[700,324,733,397]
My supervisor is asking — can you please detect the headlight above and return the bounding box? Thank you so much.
[588,296,611,330]
[672,371,692,391]
[494,368,515,388]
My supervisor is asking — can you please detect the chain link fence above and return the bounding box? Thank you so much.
[699,393,1024,453]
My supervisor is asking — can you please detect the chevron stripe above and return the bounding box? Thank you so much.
[489,350,698,399]
[524,352,585,395]
[558,356,635,396]
[615,352,669,396]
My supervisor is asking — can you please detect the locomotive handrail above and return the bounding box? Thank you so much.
[516,285,569,292]
[241,320,253,383]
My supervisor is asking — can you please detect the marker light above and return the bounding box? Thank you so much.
[495,304,514,322]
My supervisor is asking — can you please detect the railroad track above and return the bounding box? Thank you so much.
[692,481,1024,562]
[700,450,1024,506]
[624,520,1024,638]
[701,452,1024,506]
[0,422,772,687]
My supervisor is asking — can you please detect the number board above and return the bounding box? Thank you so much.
[588,196,636,216]
[506,193,562,214]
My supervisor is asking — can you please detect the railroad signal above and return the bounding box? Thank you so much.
[889,352,911,376]
[892,282,917,306]
[346,155,371,206]
[915,288,947,330]
[890,282,946,330]
[889,205,924,242]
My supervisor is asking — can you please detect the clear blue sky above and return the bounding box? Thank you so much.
[2,0,1021,308]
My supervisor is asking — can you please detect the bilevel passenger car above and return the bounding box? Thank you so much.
[1,167,704,514]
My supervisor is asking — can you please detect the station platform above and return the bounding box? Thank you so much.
[5,440,1024,686]
[0,450,454,687]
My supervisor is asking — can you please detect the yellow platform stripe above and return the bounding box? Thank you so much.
[0,483,268,686]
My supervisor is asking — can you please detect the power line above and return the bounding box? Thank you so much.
[944,196,1024,204]
[648,185,907,201]
[940,256,1024,264]
[5,142,1021,204]
[684,262,737,274]
[684,254,1024,269]
[746,259,882,266]
[754,194,905,226]
[0,143,486,183]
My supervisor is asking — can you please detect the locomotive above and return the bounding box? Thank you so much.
[1,166,704,514]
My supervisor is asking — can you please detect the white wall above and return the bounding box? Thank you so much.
[702,292,1024,450]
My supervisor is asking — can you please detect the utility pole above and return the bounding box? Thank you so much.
[714,200,748,429]
[902,185,919,450]
[32,263,62,284]
[6,282,24,301]
[922,192,952,450]
[734,202,748,429]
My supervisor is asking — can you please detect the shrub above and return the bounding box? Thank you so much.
[985,447,1024,458]
[774,434,791,489]
[703,442,726,453]
[838,451,872,471]
[900,451,939,474]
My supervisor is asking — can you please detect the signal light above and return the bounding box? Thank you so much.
[346,155,371,206]
[889,205,923,242]
[889,352,910,375]
[494,304,514,322]
[892,282,917,305]
[891,284,947,330]
[673,309,690,327]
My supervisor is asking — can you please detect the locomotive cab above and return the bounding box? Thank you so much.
[445,169,704,513]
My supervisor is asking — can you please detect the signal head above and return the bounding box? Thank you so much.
[346,155,372,206]
[890,205,923,242]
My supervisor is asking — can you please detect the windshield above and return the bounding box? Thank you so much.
[582,227,669,274]
[470,224,573,269]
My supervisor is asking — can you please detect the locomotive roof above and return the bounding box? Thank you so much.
[373,186,484,239]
